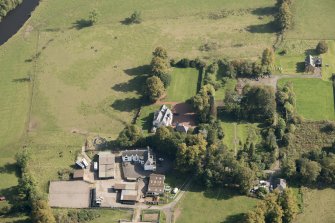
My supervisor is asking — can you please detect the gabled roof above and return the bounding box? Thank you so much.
[122,149,146,158]
[147,174,165,194]
[153,105,173,127]
[98,151,115,178]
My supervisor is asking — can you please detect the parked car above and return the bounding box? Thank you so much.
[0,196,6,201]
[94,162,98,171]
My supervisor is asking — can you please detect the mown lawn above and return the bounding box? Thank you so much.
[278,78,335,121]
[165,68,199,102]
[176,187,257,223]
[296,188,335,223]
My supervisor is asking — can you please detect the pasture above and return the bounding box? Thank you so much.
[278,78,335,121]
[0,0,294,221]
[286,0,335,39]
[175,187,257,223]
[165,68,199,102]
[296,188,335,223]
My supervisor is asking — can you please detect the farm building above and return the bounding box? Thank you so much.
[120,190,138,204]
[272,178,287,192]
[146,174,165,197]
[48,181,93,208]
[98,151,115,179]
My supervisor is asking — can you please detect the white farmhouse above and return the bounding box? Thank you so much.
[152,105,173,132]
[121,147,156,171]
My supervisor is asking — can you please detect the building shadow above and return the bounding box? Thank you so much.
[296,62,305,73]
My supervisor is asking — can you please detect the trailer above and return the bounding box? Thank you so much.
[76,160,85,169]
[82,158,89,168]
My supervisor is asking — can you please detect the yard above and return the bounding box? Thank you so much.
[175,186,257,223]
[165,68,200,102]
[278,78,335,121]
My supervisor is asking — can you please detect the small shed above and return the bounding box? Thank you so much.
[175,123,189,133]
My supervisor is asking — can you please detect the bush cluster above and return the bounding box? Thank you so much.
[276,0,293,31]
[0,0,22,21]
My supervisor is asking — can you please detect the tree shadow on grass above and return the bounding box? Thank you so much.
[221,213,247,223]
[124,65,151,76]
[305,48,318,56]
[111,97,142,112]
[111,75,146,94]
[246,21,278,33]
[71,19,92,30]
[0,163,19,176]
[251,7,277,16]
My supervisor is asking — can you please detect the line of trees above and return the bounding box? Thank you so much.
[276,0,293,32]
[246,189,299,223]
[0,0,22,21]
[15,149,56,223]
[144,47,171,102]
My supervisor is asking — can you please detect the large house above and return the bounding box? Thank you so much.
[305,55,322,68]
[146,174,165,197]
[152,105,173,132]
[121,147,156,171]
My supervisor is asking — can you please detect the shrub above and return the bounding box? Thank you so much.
[316,40,328,54]
[176,58,190,68]
[145,76,165,102]
[158,73,171,88]
[88,9,99,25]
[262,48,275,66]
[321,121,335,133]
[125,11,142,24]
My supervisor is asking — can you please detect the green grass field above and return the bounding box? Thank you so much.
[221,121,261,152]
[3,0,335,221]
[278,78,335,121]
[165,68,199,102]
[296,188,335,223]
[287,0,335,39]
[176,187,257,223]
[53,208,133,223]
